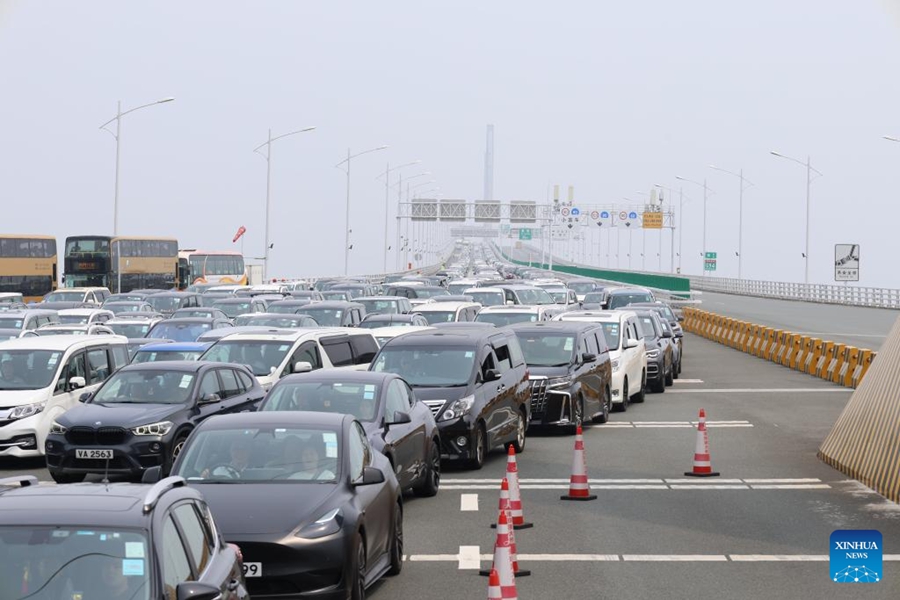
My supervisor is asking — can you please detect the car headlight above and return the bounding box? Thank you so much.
[131,421,174,436]
[645,349,660,359]
[440,395,474,422]
[547,377,572,389]
[297,508,343,539]
[611,359,621,372]
[49,421,68,435]
[9,401,46,421]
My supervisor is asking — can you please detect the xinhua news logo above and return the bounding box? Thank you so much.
[830,530,882,583]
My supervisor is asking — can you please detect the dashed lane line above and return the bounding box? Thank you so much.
[460,493,479,512]
[667,388,851,394]
[441,478,831,491]
[674,379,705,383]
[604,420,753,428]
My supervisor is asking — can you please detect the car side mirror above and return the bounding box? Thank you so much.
[581,352,597,363]
[677,315,685,322]
[78,392,92,403]
[68,376,86,391]
[354,466,386,486]
[293,361,313,373]
[506,300,515,305]
[176,582,223,600]
[662,330,673,339]
[142,466,162,484]
[484,368,502,382]
[200,393,221,404]
[387,411,412,427]
[624,338,639,349]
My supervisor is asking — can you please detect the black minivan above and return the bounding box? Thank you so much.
[510,322,613,431]
[370,328,530,469]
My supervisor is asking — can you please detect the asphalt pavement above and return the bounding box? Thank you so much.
[2,335,899,598]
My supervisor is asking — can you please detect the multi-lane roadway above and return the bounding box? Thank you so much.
[4,333,897,599]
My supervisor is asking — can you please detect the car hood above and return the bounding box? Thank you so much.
[409,385,471,403]
[0,328,22,340]
[193,482,338,535]
[527,366,570,378]
[0,389,47,408]
[57,402,184,428]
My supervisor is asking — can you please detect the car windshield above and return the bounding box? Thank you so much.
[43,291,85,302]
[212,301,252,318]
[92,369,196,404]
[583,292,605,303]
[262,381,381,421]
[448,283,474,295]
[0,526,150,600]
[548,291,568,303]
[132,350,205,363]
[146,296,182,312]
[176,426,340,483]
[267,303,309,314]
[34,328,90,336]
[201,340,291,376]
[358,299,399,315]
[234,315,308,328]
[476,312,538,327]
[467,291,504,306]
[58,315,90,325]
[415,288,449,299]
[516,333,576,367]
[637,315,660,339]
[608,292,653,309]
[107,303,144,314]
[516,288,555,305]
[108,323,152,338]
[420,311,456,324]
[568,282,596,294]
[147,321,212,343]
[174,310,214,318]
[321,292,350,301]
[372,346,475,387]
[0,350,62,390]
[0,317,24,329]
[295,308,343,327]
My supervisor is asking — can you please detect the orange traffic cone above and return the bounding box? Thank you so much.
[503,445,533,529]
[685,408,720,477]
[561,424,597,501]
[487,511,518,599]
[481,478,530,577]
[488,568,501,600]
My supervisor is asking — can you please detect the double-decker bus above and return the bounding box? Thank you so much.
[0,235,58,302]
[177,249,247,288]
[64,235,179,293]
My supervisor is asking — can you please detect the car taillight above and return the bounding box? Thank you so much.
[228,542,243,562]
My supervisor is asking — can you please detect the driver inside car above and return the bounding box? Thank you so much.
[200,436,252,478]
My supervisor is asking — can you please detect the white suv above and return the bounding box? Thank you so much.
[553,310,647,411]
[199,328,380,390]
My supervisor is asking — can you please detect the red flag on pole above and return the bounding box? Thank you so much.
[233,226,247,243]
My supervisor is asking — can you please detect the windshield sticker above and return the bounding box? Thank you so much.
[324,432,338,458]
[364,384,376,392]
[465,351,474,358]
[564,338,574,351]
[363,392,375,400]
[122,559,145,577]
[48,354,59,365]
[125,542,145,558]
[52,530,70,538]
[179,375,191,389]
[279,345,290,351]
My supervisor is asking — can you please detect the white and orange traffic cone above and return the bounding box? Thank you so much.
[684,408,720,477]
[488,510,518,599]
[488,568,501,600]
[561,424,597,501]
[503,445,533,529]
[481,478,530,577]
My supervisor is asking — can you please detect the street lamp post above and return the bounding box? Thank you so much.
[253,126,317,281]
[708,165,754,279]
[99,97,175,236]
[336,146,389,276]
[391,172,431,270]
[675,176,713,275]
[377,160,421,273]
[770,151,823,284]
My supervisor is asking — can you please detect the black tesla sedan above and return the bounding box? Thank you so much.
[161,412,403,599]
[258,370,441,496]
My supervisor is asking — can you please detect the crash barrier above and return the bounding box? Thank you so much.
[681,307,876,389]
[819,315,900,504]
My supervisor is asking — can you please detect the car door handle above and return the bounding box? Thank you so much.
[228,578,240,591]
[497,384,506,391]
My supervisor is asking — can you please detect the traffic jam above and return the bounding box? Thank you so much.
[0,236,686,599]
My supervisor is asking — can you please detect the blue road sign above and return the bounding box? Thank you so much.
[600,211,610,218]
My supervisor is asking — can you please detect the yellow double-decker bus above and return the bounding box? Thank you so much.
[177,249,247,289]
[0,235,58,303]
[64,236,178,293]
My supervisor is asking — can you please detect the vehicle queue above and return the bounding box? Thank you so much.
[0,240,686,599]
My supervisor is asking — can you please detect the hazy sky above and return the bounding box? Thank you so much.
[1,1,899,285]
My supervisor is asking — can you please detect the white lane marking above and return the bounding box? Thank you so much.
[674,379,705,383]
[460,493,479,512]
[730,555,828,561]
[791,332,886,338]
[670,485,749,490]
[457,546,482,570]
[603,420,754,428]
[519,554,620,561]
[668,388,852,394]
[442,477,829,491]
[623,555,729,562]
[749,484,832,490]
[742,478,824,483]
[665,478,745,484]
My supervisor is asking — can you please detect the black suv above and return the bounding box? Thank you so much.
[510,322,613,430]
[632,310,674,393]
[45,361,264,482]
[370,328,530,469]
[0,475,248,600]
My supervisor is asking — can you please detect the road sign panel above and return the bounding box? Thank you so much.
[642,212,663,229]
[704,259,717,272]
[834,243,859,282]
[571,207,581,216]
[704,252,717,259]
[518,228,532,240]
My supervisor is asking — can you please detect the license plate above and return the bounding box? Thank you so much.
[76,449,113,459]
[242,562,262,578]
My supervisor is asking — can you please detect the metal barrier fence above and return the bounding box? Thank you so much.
[688,277,900,310]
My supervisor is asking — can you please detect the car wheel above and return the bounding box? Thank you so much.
[413,440,441,497]
[388,502,403,575]
[613,379,628,413]
[468,423,487,470]
[509,409,526,453]
[632,372,646,403]
[50,471,86,484]
[351,534,367,600]
[653,375,666,393]
[569,395,584,434]
[673,360,680,380]
[665,364,674,386]
[165,433,188,475]
[592,387,610,424]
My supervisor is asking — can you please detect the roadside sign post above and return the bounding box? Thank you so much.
[834,244,859,282]
[704,251,717,272]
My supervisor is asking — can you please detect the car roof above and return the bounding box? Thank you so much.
[118,359,214,373]
[278,370,397,386]
[355,296,403,302]
[152,317,219,325]
[557,310,637,322]
[414,302,480,311]
[0,334,127,351]
[298,301,363,309]
[371,325,435,337]
[464,286,505,293]
[384,328,507,346]
[211,297,257,304]
[197,411,350,431]
[58,308,112,315]
[147,291,197,297]
[135,342,212,352]
[509,321,602,333]
[607,286,652,294]
[478,305,541,313]
[0,309,58,317]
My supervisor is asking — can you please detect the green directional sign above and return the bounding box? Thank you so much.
[518,228,532,241]
[704,252,717,259]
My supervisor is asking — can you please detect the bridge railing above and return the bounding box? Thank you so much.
[688,276,900,310]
